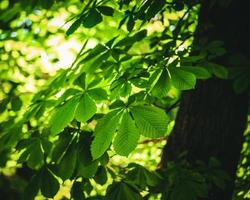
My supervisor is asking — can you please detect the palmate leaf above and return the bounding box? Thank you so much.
[66,18,82,36]
[40,167,60,198]
[115,29,147,47]
[51,130,74,162]
[91,110,122,159]
[88,88,108,101]
[131,106,169,138]
[169,174,208,200]
[97,6,114,16]
[82,8,103,28]
[75,93,97,122]
[105,181,143,200]
[126,164,162,189]
[55,139,78,181]
[181,66,211,80]
[151,69,171,97]
[23,173,40,200]
[17,138,44,169]
[49,96,79,135]
[77,159,99,178]
[70,181,85,200]
[77,132,99,178]
[113,111,140,156]
[26,141,44,169]
[211,64,228,79]
[93,166,108,185]
[169,67,196,90]
[205,62,228,79]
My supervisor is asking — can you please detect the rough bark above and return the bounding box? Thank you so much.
[161,1,249,199]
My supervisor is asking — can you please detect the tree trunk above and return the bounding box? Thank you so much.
[161,1,249,199]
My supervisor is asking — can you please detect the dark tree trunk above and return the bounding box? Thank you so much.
[161,1,249,200]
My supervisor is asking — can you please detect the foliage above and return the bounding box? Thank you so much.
[0,0,249,199]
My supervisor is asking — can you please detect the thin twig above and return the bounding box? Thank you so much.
[139,137,167,144]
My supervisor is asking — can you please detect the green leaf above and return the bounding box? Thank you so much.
[113,111,139,156]
[40,0,54,9]
[115,30,147,47]
[91,110,122,159]
[88,88,108,101]
[84,51,110,73]
[66,18,82,36]
[56,88,82,106]
[76,132,100,178]
[71,181,85,200]
[23,174,41,200]
[181,66,211,80]
[97,6,114,16]
[145,0,165,20]
[84,180,94,195]
[56,139,77,181]
[105,182,143,200]
[78,132,93,166]
[0,98,8,114]
[87,76,103,89]
[173,2,184,11]
[41,138,53,155]
[169,67,196,90]
[127,16,135,32]
[74,73,86,89]
[75,93,97,122]
[119,82,132,97]
[49,96,79,135]
[126,164,162,189]
[94,166,108,185]
[211,64,228,79]
[99,152,109,166]
[77,160,99,178]
[131,106,168,138]
[83,9,103,28]
[152,69,171,97]
[82,44,107,62]
[49,70,67,90]
[233,74,250,94]
[17,138,44,169]
[40,167,60,198]
[11,96,22,111]
[52,130,74,162]
[110,100,126,109]
[169,172,208,200]
[27,141,44,169]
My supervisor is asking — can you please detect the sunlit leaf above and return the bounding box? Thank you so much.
[91,110,122,159]
[49,96,79,135]
[75,93,96,122]
[131,106,169,138]
[169,67,196,90]
[113,111,139,156]
[152,69,171,97]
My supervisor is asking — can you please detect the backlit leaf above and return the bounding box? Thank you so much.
[83,9,103,28]
[49,96,79,135]
[113,111,139,156]
[131,106,169,138]
[91,110,122,159]
[169,67,196,90]
[75,93,96,122]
